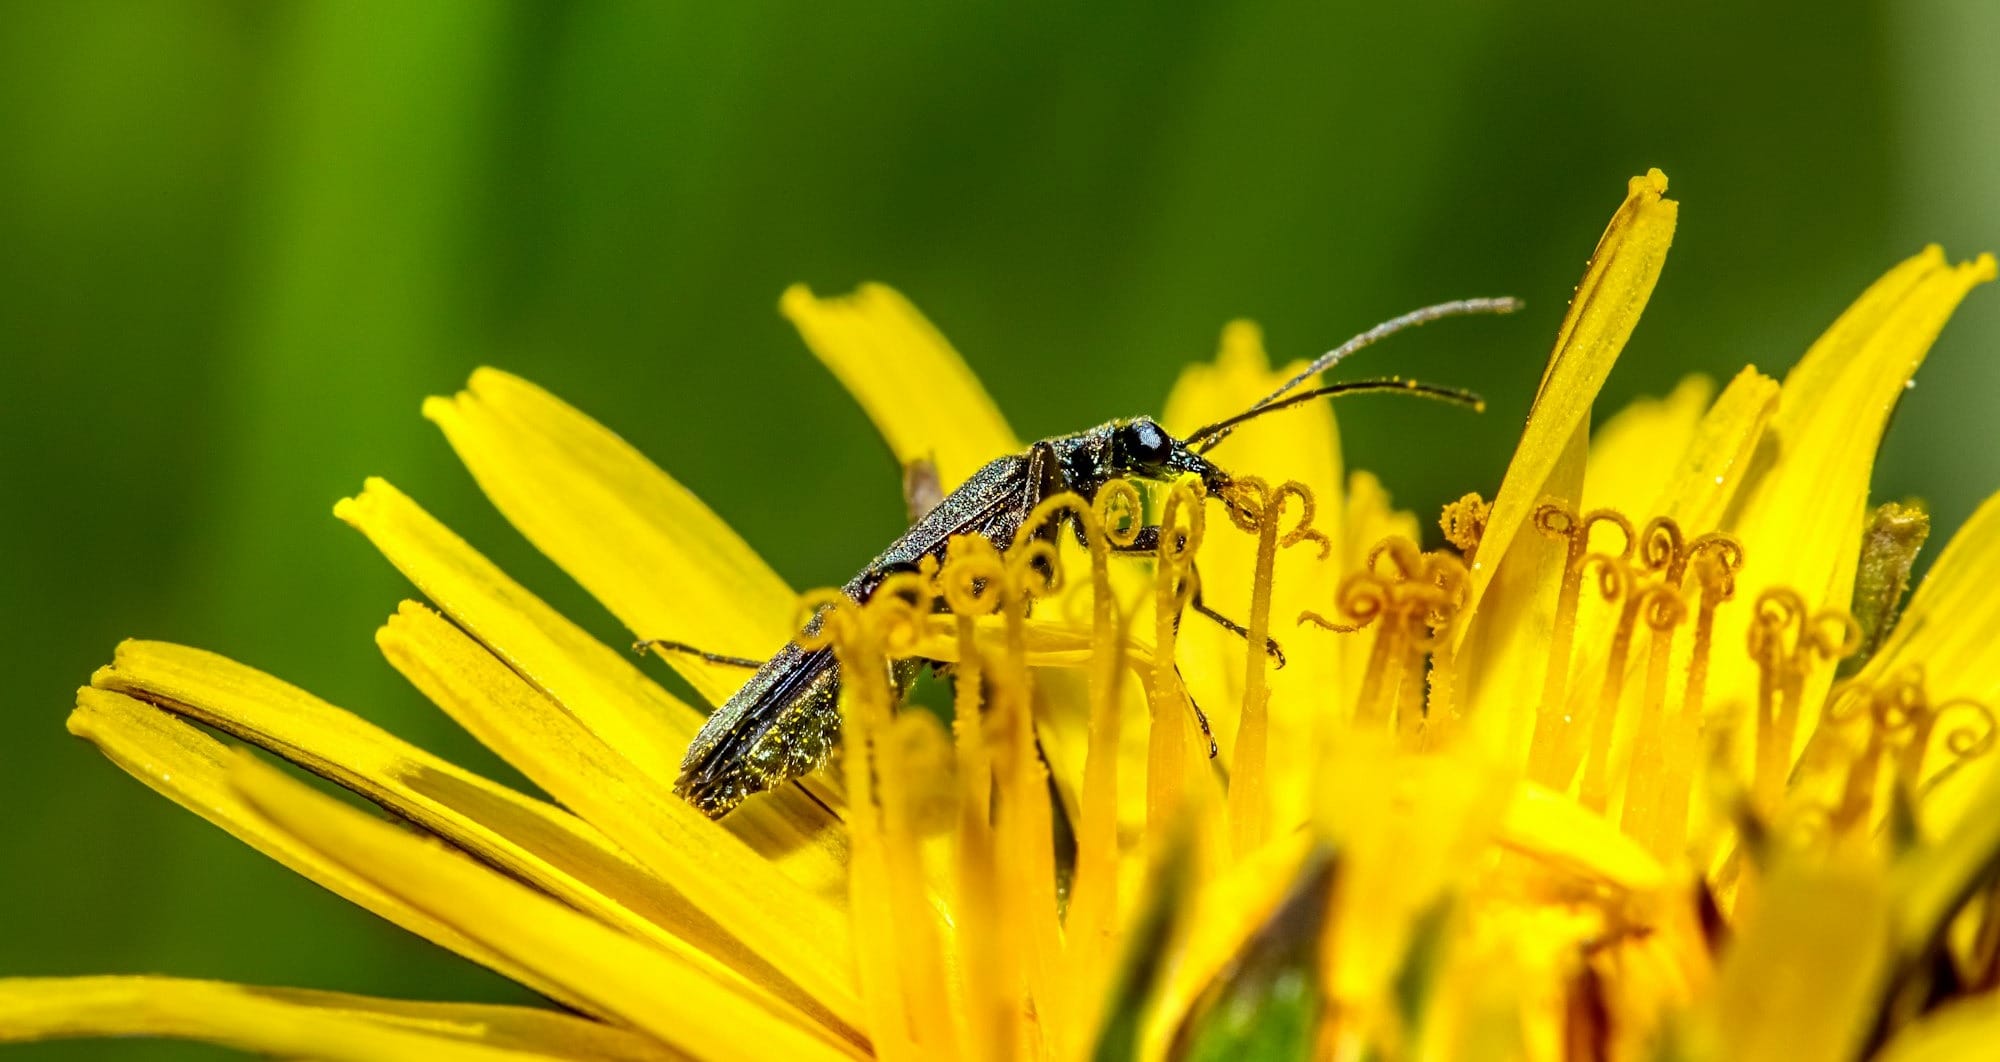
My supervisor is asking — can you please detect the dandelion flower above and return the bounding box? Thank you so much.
[7,170,2000,1060]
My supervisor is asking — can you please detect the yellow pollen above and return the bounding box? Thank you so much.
[1439,491,1491,554]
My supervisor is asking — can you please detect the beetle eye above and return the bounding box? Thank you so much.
[1119,419,1173,464]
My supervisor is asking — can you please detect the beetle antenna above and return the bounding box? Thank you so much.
[1192,377,1486,454]
[1192,296,1518,451]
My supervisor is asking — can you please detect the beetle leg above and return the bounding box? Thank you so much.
[1181,576,1286,669]
[1178,666,1219,758]
[634,639,765,669]
[1103,531,1285,668]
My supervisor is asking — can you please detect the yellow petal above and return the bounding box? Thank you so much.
[1876,996,2000,1062]
[1859,490,2000,831]
[1891,749,2000,958]
[1308,742,1512,1015]
[92,642,656,925]
[338,477,698,773]
[1341,470,1420,572]
[1709,247,1995,754]
[1886,495,2000,938]
[360,610,867,1032]
[1644,365,1780,531]
[65,688,585,1013]
[335,479,847,854]
[226,753,863,1061]
[1139,830,1316,1058]
[0,976,638,1061]
[1702,864,1890,1062]
[1458,420,1588,760]
[1459,170,1678,638]
[424,368,796,703]
[781,283,1018,491]
[378,601,858,1029]
[1582,373,1714,517]
[92,639,851,1033]
[1497,783,1665,893]
[0,976,678,1061]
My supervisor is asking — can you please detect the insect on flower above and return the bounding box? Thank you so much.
[642,298,1519,817]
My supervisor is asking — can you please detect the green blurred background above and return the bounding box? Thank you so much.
[2,2,1996,1057]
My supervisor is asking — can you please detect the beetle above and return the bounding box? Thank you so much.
[643,297,1517,817]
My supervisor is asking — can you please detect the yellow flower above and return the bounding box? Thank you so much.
[8,170,2000,1061]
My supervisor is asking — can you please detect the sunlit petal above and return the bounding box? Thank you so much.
[1702,866,1890,1062]
[66,689,587,1012]
[0,976,678,1061]
[1583,373,1714,518]
[335,479,849,860]
[782,283,1019,493]
[1708,247,1996,758]
[426,369,796,702]
[1460,169,1679,634]
[228,753,865,1061]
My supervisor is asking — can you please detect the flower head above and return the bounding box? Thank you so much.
[8,171,2000,1061]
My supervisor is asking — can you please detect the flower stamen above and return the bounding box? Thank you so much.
[1746,589,1861,818]
[798,580,953,1057]
[1147,479,1207,828]
[1300,536,1466,747]
[1064,480,1144,1018]
[1618,519,1696,852]
[1654,534,1743,853]
[1439,491,1491,554]
[1221,476,1327,855]
[1528,503,1636,786]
